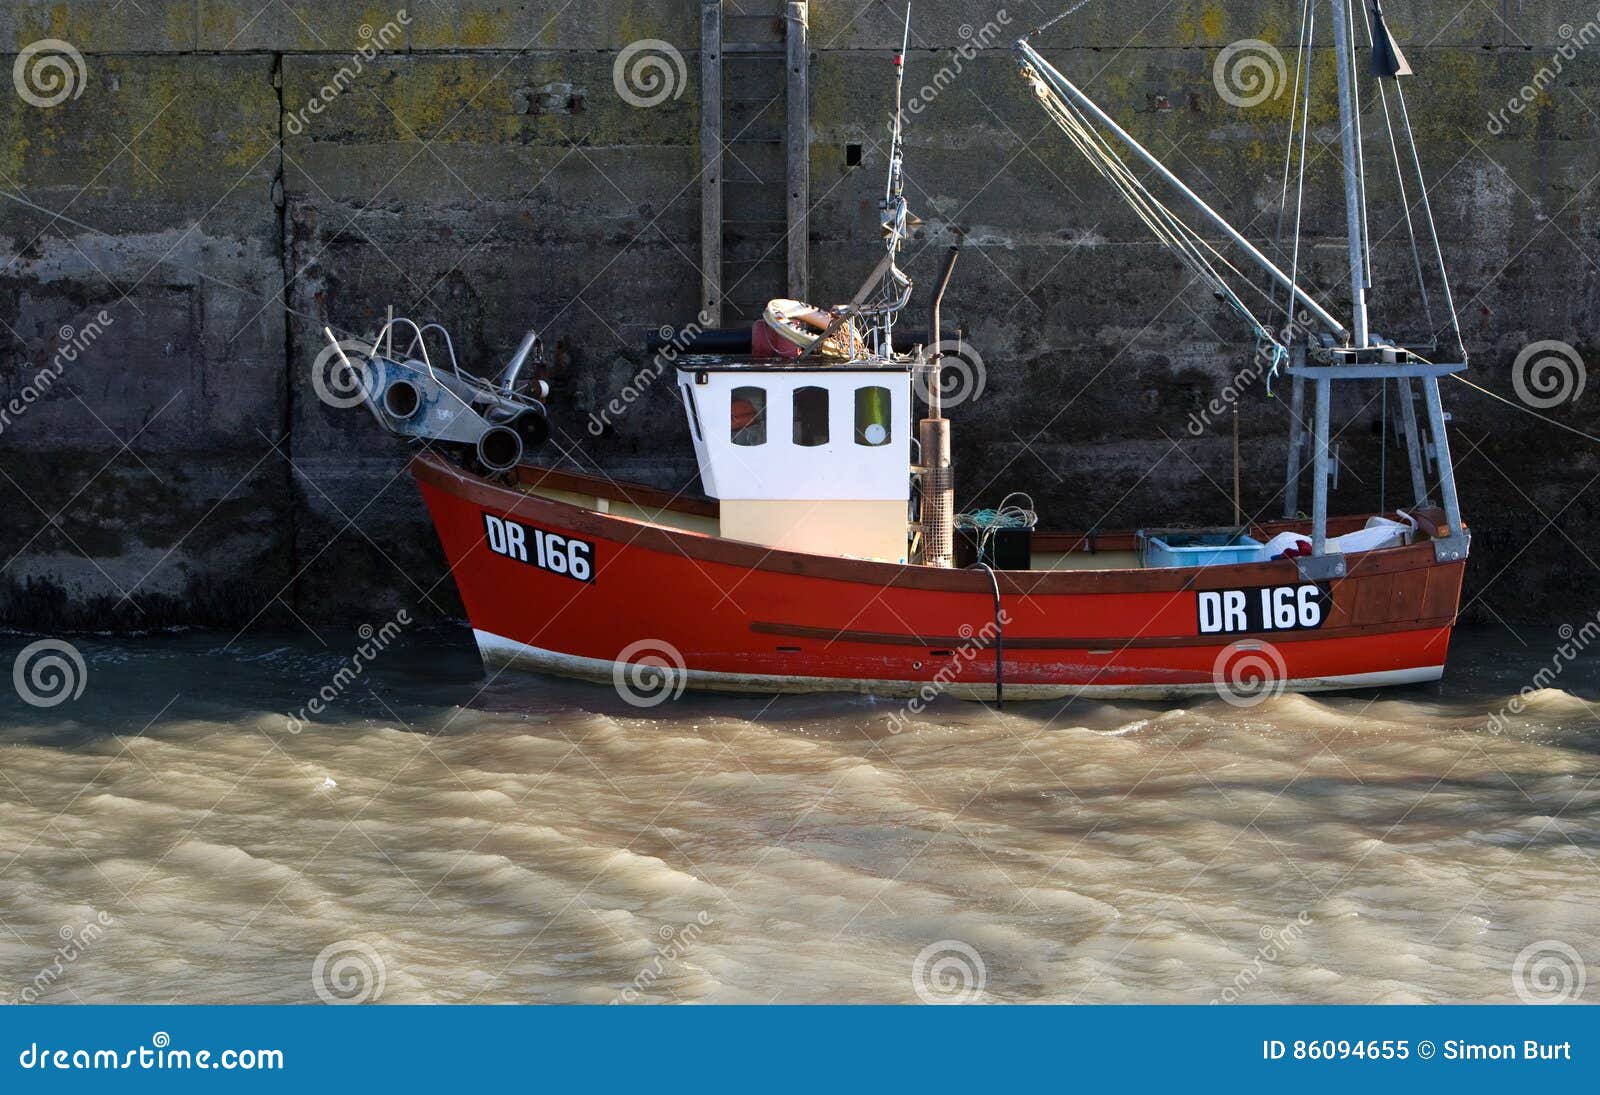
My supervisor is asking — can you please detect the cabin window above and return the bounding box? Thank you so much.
[731,386,767,446]
[793,386,829,447]
[682,385,702,441]
[854,386,892,446]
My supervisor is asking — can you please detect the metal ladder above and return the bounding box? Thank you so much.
[700,0,809,325]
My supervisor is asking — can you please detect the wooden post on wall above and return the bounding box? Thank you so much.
[701,1,724,325]
[785,1,810,302]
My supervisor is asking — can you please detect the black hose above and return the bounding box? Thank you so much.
[974,562,1004,710]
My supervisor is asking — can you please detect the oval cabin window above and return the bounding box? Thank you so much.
[854,386,891,446]
[793,386,829,447]
[731,386,767,446]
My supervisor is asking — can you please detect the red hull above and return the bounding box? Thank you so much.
[412,455,1465,700]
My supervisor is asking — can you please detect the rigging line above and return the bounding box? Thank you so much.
[1346,0,1373,292]
[1448,373,1600,445]
[1089,124,1286,314]
[1020,45,1350,374]
[1027,0,1100,40]
[1074,119,1300,322]
[1036,85,1218,278]
[1030,65,1289,335]
[1042,83,1282,356]
[1274,0,1315,274]
[1284,3,1316,340]
[1358,0,1437,335]
[1017,40,1348,336]
[1101,154,1278,363]
[1391,79,1468,361]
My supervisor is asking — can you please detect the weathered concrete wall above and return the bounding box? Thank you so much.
[1,1,1596,631]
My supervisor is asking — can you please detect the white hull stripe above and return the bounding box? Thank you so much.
[473,631,1444,701]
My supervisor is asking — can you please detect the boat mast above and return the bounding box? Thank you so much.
[797,7,913,363]
[1330,0,1369,347]
[874,4,915,356]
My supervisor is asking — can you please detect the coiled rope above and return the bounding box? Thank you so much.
[957,492,1038,570]
[955,492,1038,532]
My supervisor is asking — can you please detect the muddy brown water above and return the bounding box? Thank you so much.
[1,626,1595,1004]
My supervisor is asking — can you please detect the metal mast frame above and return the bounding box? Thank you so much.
[1290,0,1466,581]
[1014,2,1468,574]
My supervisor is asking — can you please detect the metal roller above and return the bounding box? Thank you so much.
[475,425,523,473]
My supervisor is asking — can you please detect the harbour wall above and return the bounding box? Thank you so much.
[0,1,1594,629]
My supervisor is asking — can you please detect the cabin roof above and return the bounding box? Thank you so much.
[674,355,907,373]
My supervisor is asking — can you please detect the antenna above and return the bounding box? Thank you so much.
[886,3,910,206]
[801,2,915,361]
[870,2,915,354]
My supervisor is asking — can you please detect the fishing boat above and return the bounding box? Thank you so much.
[328,1,1470,705]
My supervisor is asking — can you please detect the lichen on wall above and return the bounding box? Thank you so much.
[0,0,1594,628]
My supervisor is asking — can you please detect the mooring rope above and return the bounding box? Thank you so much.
[1027,0,1099,40]
[1448,373,1600,446]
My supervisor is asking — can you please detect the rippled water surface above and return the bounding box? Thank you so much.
[1,627,1597,1004]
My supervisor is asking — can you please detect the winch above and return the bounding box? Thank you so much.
[324,316,551,473]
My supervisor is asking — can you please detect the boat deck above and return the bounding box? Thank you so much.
[508,463,1448,574]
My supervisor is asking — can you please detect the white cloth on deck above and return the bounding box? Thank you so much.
[1332,517,1409,554]
[1266,517,1409,560]
[1262,531,1311,559]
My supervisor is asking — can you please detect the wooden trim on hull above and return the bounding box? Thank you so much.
[475,631,1446,702]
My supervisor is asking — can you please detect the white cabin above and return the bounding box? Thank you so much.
[676,361,912,562]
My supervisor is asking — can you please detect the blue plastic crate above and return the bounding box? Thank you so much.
[1139,529,1264,569]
